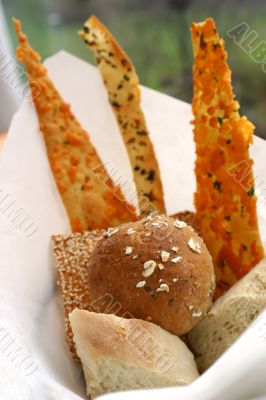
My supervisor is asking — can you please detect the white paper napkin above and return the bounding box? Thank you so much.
[0,51,265,399]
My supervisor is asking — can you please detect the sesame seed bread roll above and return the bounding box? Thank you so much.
[69,309,199,398]
[87,213,215,335]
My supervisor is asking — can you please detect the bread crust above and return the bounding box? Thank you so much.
[87,213,215,335]
[70,309,199,397]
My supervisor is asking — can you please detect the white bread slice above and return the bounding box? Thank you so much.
[188,257,266,373]
[69,309,199,398]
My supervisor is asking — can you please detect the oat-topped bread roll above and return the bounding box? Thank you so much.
[70,309,199,398]
[87,213,215,335]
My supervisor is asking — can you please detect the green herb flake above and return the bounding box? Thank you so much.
[247,187,255,197]
[213,180,222,192]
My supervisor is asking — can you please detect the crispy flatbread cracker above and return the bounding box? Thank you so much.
[191,18,264,298]
[14,19,136,232]
[79,16,165,216]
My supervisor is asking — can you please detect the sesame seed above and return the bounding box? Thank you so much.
[172,246,178,252]
[157,283,170,292]
[126,227,136,236]
[188,238,201,253]
[66,239,75,247]
[107,227,119,237]
[132,255,139,259]
[158,263,164,270]
[145,232,152,237]
[145,215,152,222]
[152,222,161,227]
[136,280,146,288]
[192,311,202,317]
[159,278,163,283]
[172,278,178,283]
[173,220,187,229]
[171,256,182,263]
[125,246,133,255]
[161,251,170,262]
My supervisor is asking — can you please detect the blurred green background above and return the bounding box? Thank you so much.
[3,0,266,137]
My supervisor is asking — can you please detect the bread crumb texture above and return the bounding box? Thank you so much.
[188,257,266,372]
[70,309,199,398]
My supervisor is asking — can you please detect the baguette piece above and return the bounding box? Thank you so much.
[191,18,264,298]
[188,257,266,373]
[70,309,199,398]
[14,19,136,232]
[80,16,165,216]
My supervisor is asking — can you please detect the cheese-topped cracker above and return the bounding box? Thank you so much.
[79,16,165,216]
[14,19,136,232]
[191,18,264,298]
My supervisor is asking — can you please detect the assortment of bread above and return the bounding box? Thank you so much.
[52,210,203,361]
[14,13,265,399]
